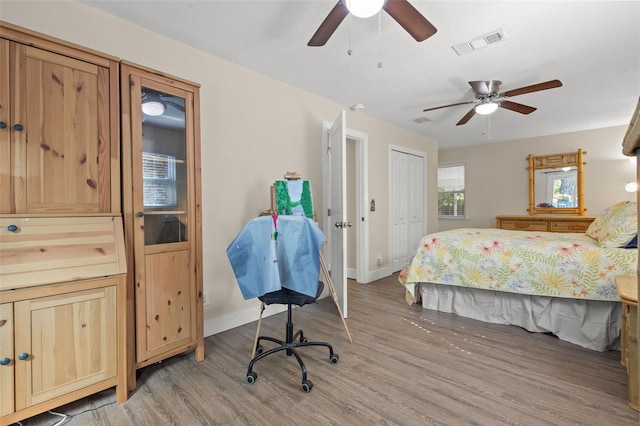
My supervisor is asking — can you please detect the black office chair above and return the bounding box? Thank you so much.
[245,281,339,392]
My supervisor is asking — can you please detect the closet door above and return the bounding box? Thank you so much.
[121,63,203,370]
[390,149,425,273]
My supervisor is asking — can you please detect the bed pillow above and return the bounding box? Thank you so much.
[586,201,631,241]
[597,201,638,248]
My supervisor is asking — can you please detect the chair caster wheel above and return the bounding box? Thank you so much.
[247,372,257,384]
[302,380,313,392]
[256,345,264,354]
[330,354,339,364]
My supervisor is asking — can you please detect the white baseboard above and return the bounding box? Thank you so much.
[204,294,331,337]
[367,266,391,283]
[203,303,287,337]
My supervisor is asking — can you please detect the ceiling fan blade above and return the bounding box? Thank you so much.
[469,81,491,96]
[456,108,476,126]
[308,1,349,46]
[423,100,475,112]
[502,79,562,97]
[164,100,185,113]
[499,100,537,114]
[383,0,437,42]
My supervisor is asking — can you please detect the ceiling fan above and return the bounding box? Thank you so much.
[308,0,437,47]
[141,89,185,116]
[423,79,563,126]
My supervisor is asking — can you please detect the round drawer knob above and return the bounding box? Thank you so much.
[18,352,29,361]
[7,224,18,232]
[13,124,24,131]
[0,122,7,129]
[0,358,10,366]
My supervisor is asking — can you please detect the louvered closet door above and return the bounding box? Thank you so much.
[390,149,425,273]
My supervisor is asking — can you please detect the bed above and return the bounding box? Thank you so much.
[398,201,638,352]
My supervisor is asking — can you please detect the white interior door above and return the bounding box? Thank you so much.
[327,111,348,318]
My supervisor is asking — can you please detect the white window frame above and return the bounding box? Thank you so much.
[437,163,466,218]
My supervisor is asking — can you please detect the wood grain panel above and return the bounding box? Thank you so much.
[0,39,10,213]
[141,249,193,360]
[14,285,116,409]
[0,216,126,290]
[0,303,14,417]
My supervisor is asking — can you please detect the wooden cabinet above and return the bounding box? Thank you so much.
[120,62,203,387]
[0,22,120,214]
[0,215,127,425]
[495,215,596,233]
[615,275,639,411]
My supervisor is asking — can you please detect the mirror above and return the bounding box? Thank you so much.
[528,149,586,215]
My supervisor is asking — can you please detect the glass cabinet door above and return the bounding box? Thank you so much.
[139,86,188,246]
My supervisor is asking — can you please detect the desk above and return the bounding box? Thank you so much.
[615,275,639,411]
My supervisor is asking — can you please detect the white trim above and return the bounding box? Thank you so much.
[204,294,331,337]
[204,303,287,337]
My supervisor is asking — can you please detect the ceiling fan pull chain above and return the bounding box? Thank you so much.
[377,11,383,68]
[347,14,353,56]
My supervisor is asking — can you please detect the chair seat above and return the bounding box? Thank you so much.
[259,281,324,306]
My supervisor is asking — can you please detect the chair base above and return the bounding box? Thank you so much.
[246,304,339,392]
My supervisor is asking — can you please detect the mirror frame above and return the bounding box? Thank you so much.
[527,149,586,215]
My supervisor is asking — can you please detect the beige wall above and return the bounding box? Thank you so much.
[438,125,635,231]
[2,1,438,334]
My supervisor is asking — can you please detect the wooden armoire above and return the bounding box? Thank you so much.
[119,62,204,388]
[0,22,204,423]
[0,22,127,425]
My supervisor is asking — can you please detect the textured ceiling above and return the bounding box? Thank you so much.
[81,0,640,149]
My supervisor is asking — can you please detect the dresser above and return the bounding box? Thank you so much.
[615,275,639,411]
[495,215,596,233]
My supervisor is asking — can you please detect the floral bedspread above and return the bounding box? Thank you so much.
[398,228,637,303]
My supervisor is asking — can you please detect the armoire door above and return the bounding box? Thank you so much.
[1,37,115,214]
[120,63,203,369]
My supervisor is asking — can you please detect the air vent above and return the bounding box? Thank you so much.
[413,117,430,124]
[452,29,506,56]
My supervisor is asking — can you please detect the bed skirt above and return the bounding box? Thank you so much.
[418,283,621,352]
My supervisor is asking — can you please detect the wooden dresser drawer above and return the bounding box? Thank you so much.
[500,220,548,231]
[549,220,592,233]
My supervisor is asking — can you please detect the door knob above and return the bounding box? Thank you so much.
[137,211,144,217]
[13,124,24,131]
[0,122,6,129]
[0,358,10,365]
[18,352,29,361]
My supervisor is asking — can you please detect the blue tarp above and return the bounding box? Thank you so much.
[226,215,325,300]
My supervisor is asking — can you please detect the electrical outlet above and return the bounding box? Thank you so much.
[202,292,210,306]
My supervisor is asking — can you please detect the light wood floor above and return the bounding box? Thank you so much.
[18,274,639,425]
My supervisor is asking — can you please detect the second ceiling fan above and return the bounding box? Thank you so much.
[308,0,437,47]
[423,79,563,126]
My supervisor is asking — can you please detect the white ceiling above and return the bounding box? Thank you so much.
[81,0,640,149]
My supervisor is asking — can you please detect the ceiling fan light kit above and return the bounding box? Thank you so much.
[142,100,166,116]
[475,102,498,115]
[345,0,384,18]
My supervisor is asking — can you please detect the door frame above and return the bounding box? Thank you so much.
[322,121,369,284]
[387,144,427,274]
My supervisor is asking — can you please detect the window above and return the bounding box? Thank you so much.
[142,152,177,207]
[438,164,465,218]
